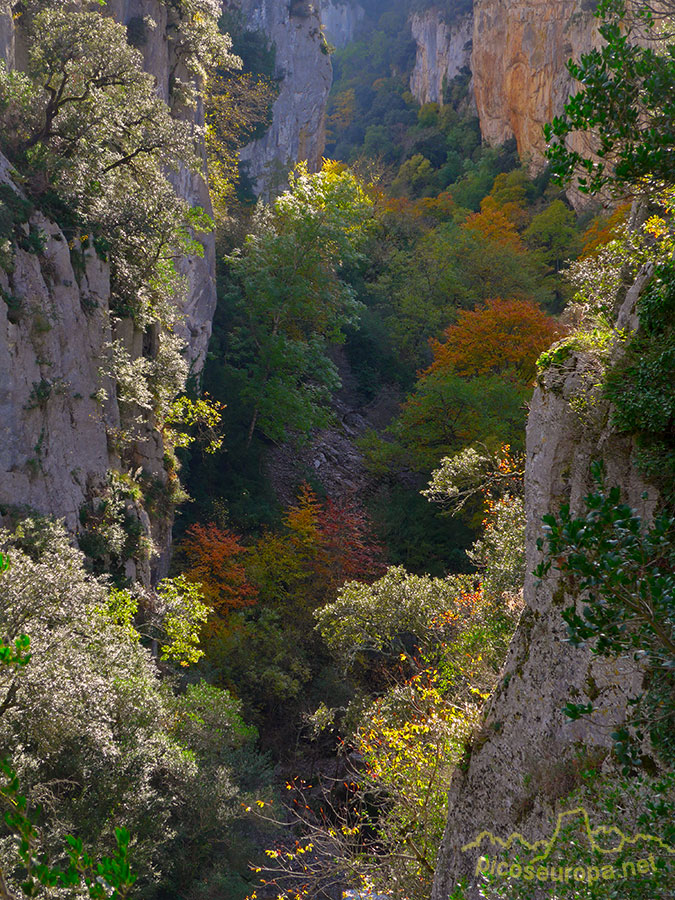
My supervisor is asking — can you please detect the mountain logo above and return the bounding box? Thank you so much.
[462,807,674,886]
[462,806,675,861]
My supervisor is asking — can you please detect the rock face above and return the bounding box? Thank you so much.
[0,160,163,583]
[238,0,332,196]
[105,0,217,372]
[0,3,217,578]
[430,269,658,900]
[410,7,474,106]
[471,0,597,167]
[319,0,365,49]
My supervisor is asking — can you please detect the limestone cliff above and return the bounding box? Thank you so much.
[471,0,597,168]
[430,269,658,899]
[238,0,332,195]
[410,6,473,106]
[0,2,218,580]
[106,0,217,372]
[320,0,365,50]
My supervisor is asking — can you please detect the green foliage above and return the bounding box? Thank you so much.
[0,755,137,900]
[316,566,477,670]
[0,184,33,270]
[0,519,263,897]
[222,162,373,446]
[523,199,581,270]
[545,0,675,193]
[164,394,225,454]
[396,371,529,472]
[536,462,675,766]
[605,262,675,502]
[0,623,137,900]
[157,575,210,666]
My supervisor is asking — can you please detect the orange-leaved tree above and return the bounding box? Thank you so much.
[182,522,257,620]
[248,484,386,614]
[462,196,526,253]
[427,297,561,383]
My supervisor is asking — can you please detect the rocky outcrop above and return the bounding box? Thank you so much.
[105,0,217,372]
[319,0,365,49]
[0,0,14,69]
[0,159,160,583]
[410,7,473,106]
[471,0,597,168]
[0,2,218,578]
[430,269,658,900]
[238,0,332,196]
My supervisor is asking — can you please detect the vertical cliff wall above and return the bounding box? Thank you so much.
[319,0,365,49]
[471,0,597,167]
[408,0,600,168]
[106,0,217,372]
[0,3,218,580]
[238,0,332,195]
[410,7,473,106]
[430,269,658,899]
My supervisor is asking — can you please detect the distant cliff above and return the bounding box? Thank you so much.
[410,6,473,106]
[471,0,597,168]
[409,0,598,169]
[237,0,332,195]
[320,0,366,49]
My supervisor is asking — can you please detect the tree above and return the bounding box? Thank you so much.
[205,69,276,222]
[224,161,373,446]
[523,199,581,270]
[0,1,235,459]
[391,298,559,471]
[0,520,258,895]
[427,297,561,383]
[397,371,529,472]
[182,522,258,619]
[545,0,675,194]
[463,196,525,252]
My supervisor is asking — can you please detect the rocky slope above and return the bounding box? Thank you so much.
[238,0,332,195]
[431,268,658,899]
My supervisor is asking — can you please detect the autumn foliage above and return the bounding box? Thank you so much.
[250,484,387,611]
[427,297,561,383]
[183,487,385,627]
[182,523,257,618]
[463,196,525,252]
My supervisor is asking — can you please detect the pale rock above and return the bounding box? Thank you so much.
[410,7,473,106]
[319,0,365,49]
[0,0,14,68]
[431,275,659,900]
[238,0,332,196]
[0,0,218,576]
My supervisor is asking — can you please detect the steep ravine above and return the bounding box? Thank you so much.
[431,270,659,899]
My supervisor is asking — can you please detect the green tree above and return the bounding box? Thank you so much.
[224,161,373,446]
[0,521,260,896]
[523,199,581,271]
[545,0,675,193]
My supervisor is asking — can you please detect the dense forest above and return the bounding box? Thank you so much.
[0,1,673,900]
